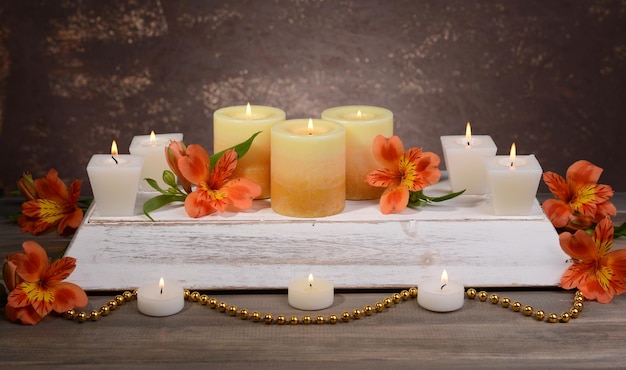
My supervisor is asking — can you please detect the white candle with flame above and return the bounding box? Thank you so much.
[129,131,183,191]
[418,270,464,312]
[288,273,334,310]
[137,277,184,317]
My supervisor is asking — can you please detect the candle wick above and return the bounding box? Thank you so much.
[309,283,312,287]
[160,287,163,294]
[112,155,118,164]
[440,283,447,290]
[510,161,514,167]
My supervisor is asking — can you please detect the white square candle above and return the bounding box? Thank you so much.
[441,127,497,195]
[87,143,144,216]
[483,151,542,216]
[129,131,183,191]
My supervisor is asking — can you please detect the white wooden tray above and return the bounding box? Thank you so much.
[65,180,567,291]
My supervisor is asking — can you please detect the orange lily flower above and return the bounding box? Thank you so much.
[560,218,626,303]
[4,241,88,325]
[18,169,84,236]
[542,160,616,231]
[366,135,441,214]
[176,145,261,218]
[165,140,193,193]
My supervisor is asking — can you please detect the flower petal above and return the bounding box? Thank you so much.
[222,178,262,210]
[542,171,570,202]
[566,160,602,187]
[559,229,598,262]
[209,149,238,189]
[178,144,211,186]
[366,168,400,188]
[34,169,69,203]
[56,208,84,236]
[541,199,572,229]
[5,305,43,325]
[372,135,404,169]
[50,282,89,312]
[8,241,49,282]
[183,191,217,218]
[379,185,409,214]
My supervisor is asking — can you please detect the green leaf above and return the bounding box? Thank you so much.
[407,188,466,209]
[614,220,626,239]
[209,131,261,170]
[143,194,186,221]
[144,178,168,194]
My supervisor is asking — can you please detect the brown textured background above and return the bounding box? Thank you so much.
[0,0,624,195]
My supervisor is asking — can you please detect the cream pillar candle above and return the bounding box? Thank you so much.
[214,104,286,199]
[86,141,144,216]
[440,123,497,194]
[129,131,183,191]
[271,119,345,217]
[418,270,464,312]
[321,105,393,200]
[137,277,184,317]
[483,143,542,215]
[288,274,334,310]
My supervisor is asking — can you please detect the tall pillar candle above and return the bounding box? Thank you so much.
[87,141,144,216]
[321,105,393,200]
[129,131,183,191]
[440,123,497,194]
[214,104,286,199]
[271,119,345,217]
[483,143,542,215]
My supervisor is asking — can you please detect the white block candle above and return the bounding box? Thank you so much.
[483,143,542,215]
[129,131,183,191]
[440,123,497,194]
[137,277,184,317]
[321,105,393,200]
[418,270,464,312]
[288,274,334,310]
[87,141,144,216]
[271,118,346,218]
[214,104,286,199]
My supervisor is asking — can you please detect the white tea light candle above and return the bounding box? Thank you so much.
[129,131,183,191]
[288,274,334,310]
[483,143,543,215]
[440,123,497,194]
[137,277,184,317]
[418,270,464,312]
[87,140,144,216]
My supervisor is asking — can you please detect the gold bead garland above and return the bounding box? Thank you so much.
[62,287,584,325]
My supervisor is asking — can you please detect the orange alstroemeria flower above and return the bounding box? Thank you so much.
[18,169,84,236]
[542,160,616,231]
[366,135,441,214]
[560,218,626,303]
[165,140,193,193]
[4,241,88,325]
[176,145,261,218]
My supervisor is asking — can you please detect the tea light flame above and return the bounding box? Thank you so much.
[307,118,314,135]
[308,273,314,287]
[441,269,448,290]
[149,131,157,146]
[509,143,516,168]
[159,277,165,294]
[245,102,252,119]
[356,110,363,119]
[465,122,472,146]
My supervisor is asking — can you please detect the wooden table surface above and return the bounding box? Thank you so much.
[1,195,625,369]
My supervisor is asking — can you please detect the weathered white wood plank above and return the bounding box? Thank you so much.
[65,181,567,290]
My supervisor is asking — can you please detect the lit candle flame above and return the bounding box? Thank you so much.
[308,273,314,287]
[111,140,119,156]
[356,110,363,119]
[440,269,448,290]
[159,277,165,294]
[307,118,314,135]
[465,122,472,146]
[245,102,252,119]
[149,130,157,146]
[509,143,516,168]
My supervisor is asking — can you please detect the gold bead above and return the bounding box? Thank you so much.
[239,308,249,320]
[477,291,488,302]
[375,302,385,312]
[263,313,273,324]
[133,289,139,298]
[511,301,522,312]
[341,312,351,322]
[114,295,125,306]
[575,290,584,298]
[100,305,110,316]
[227,305,238,316]
[573,301,584,311]
[199,295,209,305]
[353,308,363,319]
[384,298,393,308]
[65,309,76,320]
[548,313,559,323]
[523,305,534,316]
[217,302,227,312]
[328,314,338,324]
[123,291,133,302]
[489,294,500,304]
[76,311,87,322]
[89,310,100,321]
[208,298,218,309]
[108,300,118,310]
[560,312,571,323]
[183,290,191,300]
[316,315,325,325]
[276,315,286,325]
[409,287,418,298]
[400,290,410,301]
[500,297,511,308]
[574,295,584,303]
[190,291,200,302]
[302,315,312,325]
[251,311,261,322]
[466,288,477,299]
[290,315,299,325]
[568,307,580,318]
[535,310,545,321]
[363,305,374,316]
[392,293,401,303]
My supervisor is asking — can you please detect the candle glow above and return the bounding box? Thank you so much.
[465,122,472,147]
[307,118,314,135]
[509,143,517,168]
[245,102,252,119]
[111,140,119,157]
[149,131,157,146]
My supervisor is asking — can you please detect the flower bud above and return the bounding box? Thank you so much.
[2,258,22,292]
[17,172,38,201]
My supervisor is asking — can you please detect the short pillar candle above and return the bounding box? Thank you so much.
[129,131,183,191]
[137,277,184,317]
[288,274,334,310]
[321,105,393,200]
[440,123,497,194]
[214,104,286,199]
[271,118,345,218]
[418,270,464,312]
[483,143,542,215]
